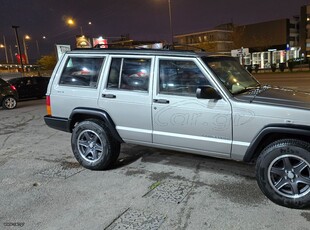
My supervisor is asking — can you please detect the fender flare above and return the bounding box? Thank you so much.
[69,107,124,143]
[243,124,310,162]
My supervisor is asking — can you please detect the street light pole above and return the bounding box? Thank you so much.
[12,25,24,75]
[22,37,28,64]
[168,0,174,45]
[22,35,30,64]
[3,36,8,64]
[36,40,41,59]
[9,45,14,63]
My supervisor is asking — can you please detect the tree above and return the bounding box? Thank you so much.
[37,55,57,70]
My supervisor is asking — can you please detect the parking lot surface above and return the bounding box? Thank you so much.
[1,100,310,230]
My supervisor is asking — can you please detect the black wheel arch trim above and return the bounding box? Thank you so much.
[69,107,124,143]
[243,124,310,162]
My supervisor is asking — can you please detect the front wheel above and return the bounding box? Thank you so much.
[71,120,120,170]
[256,139,310,208]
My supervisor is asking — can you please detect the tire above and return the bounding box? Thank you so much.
[71,120,120,170]
[2,96,17,109]
[256,139,310,209]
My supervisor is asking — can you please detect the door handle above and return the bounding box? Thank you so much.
[153,99,169,104]
[102,94,116,98]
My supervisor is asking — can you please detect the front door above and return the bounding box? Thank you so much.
[152,57,232,157]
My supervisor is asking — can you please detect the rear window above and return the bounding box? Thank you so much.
[59,57,104,88]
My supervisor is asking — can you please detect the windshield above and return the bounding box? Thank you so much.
[202,56,260,95]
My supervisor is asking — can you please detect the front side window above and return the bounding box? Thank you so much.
[203,56,259,95]
[59,57,104,88]
[107,58,151,91]
[159,59,209,96]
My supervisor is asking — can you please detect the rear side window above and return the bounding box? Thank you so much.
[107,58,151,91]
[59,57,104,88]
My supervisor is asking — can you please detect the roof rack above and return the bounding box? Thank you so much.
[91,43,206,52]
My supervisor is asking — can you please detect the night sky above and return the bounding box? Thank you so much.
[0,0,310,62]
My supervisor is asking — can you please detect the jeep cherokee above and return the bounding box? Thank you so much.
[44,48,310,209]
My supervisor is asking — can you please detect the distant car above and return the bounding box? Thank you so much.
[0,77,18,109]
[8,76,50,99]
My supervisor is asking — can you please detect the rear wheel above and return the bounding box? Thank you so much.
[256,139,310,208]
[2,96,17,109]
[71,120,120,170]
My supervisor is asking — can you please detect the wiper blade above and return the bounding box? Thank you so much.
[233,85,261,95]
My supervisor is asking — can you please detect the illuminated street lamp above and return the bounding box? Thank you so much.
[66,18,83,35]
[66,17,92,36]
[67,18,75,26]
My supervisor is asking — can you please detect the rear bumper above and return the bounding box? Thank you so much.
[44,115,70,132]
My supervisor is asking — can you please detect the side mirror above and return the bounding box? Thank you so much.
[196,86,222,100]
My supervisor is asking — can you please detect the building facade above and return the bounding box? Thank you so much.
[300,5,310,57]
[174,4,310,58]
[174,24,234,55]
[235,19,291,52]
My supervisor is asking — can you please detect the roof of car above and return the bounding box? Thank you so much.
[67,48,219,58]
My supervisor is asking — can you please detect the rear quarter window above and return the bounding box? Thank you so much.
[59,57,104,88]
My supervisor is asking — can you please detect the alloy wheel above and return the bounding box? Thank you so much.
[268,154,310,199]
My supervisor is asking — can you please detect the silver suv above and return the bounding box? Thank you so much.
[44,48,310,209]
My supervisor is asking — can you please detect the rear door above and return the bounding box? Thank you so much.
[98,55,154,143]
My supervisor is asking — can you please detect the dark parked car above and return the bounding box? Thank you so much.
[8,76,50,99]
[0,77,18,109]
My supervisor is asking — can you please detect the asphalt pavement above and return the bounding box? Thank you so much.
[1,84,310,229]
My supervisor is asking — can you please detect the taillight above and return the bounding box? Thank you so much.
[10,85,16,91]
[46,95,52,115]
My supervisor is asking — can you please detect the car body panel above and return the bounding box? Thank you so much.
[8,76,50,99]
